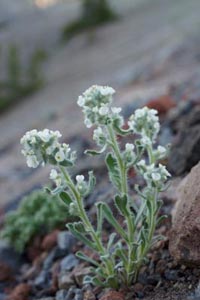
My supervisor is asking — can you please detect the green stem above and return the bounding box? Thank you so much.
[106,123,135,285]
[134,186,158,282]
[59,166,115,278]
[107,124,128,195]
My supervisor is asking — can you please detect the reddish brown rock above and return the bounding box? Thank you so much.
[41,230,59,251]
[0,261,12,281]
[169,162,200,265]
[147,95,176,115]
[84,289,96,300]
[99,290,125,300]
[7,283,30,300]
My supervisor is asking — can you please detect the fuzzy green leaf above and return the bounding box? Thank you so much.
[51,186,63,195]
[67,222,96,250]
[76,251,100,267]
[97,202,127,241]
[95,202,104,234]
[107,232,117,250]
[106,152,121,190]
[113,120,130,136]
[59,159,73,167]
[114,194,129,217]
[87,171,96,193]
[59,191,73,206]
[85,145,107,156]
[106,275,119,289]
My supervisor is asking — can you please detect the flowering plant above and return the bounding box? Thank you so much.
[21,85,170,289]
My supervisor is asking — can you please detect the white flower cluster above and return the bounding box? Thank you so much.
[76,175,87,194]
[137,159,171,187]
[123,143,135,166]
[77,85,123,128]
[93,127,107,147]
[21,129,76,168]
[128,107,160,142]
[50,169,63,187]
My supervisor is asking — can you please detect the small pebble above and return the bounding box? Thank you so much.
[57,231,77,252]
[60,254,79,272]
[56,289,68,300]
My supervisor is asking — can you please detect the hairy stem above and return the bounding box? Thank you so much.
[60,166,116,282]
[107,123,135,285]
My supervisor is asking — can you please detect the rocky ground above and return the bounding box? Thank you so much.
[0,0,200,299]
[0,86,199,300]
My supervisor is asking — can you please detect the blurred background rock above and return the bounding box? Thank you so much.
[0,0,200,206]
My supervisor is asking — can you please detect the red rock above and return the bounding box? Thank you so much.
[169,162,200,265]
[147,95,176,115]
[99,290,125,300]
[0,261,12,281]
[7,283,30,300]
[41,230,59,251]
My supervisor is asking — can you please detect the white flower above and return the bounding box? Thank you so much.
[152,173,161,181]
[92,106,99,113]
[93,127,103,140]
[53,130,62,138]
[135,108,146,119]
[77,96,85,107]
[26,155,39,168]
[76,175,85,184]
[157,145,167,155]
[38,129,51,142]
[62,143,71,153]
[99,105,109,116]
[141,136,152,146]
[98,86,115,96]
[49,169,58,180]
[148,109,158,117]
[137,159,146,167]
[84,118,93,128]
[55,149,65,162]
[49,169,62,186]
[158,164,171,178]
[111,107,122,114]
[125,143,134,151]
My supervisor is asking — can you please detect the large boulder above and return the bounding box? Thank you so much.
[169,162,200,265]
[168,105,200,175]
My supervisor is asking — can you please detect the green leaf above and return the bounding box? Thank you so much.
[107,232,117,250]
[105,153,121,190]
[156,215,167,226]
[59,191,73,206]
[83,275,93,285]
[114,194,129,217]
[76,251,100,267]
[146,199,155,221]
[106,276,119,289]
[97,202,127,241]
[95,202,103,234]
[87,171,96,193]
[134,184,147,200]
[85,145,107,156]
[73,221,86,233]
[67,222,96,250]
[113,120,130,136]
[59,159,73,167]
[135,200,146,225]
[92,276,106,287]
[51,186,63,195]
[115,244,128,268]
